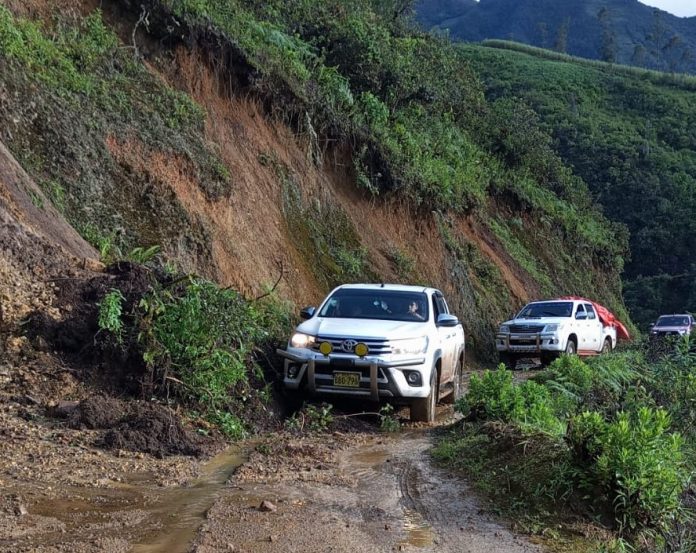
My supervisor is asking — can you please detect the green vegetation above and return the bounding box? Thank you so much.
[459,41,696,327]
[98,289,126,342]
[435,345,696,550]
[417,0,696,75]
[0,6,229,269]
[0,1,635,359]
[286,402,335,433]
[280,164,375,288]
[137,277,293,437]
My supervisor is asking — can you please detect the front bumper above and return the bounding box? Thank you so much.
[277,348,429,401]
[495,333,564,353]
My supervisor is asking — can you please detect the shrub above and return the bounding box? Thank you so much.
[458,368,565,436]
[98,289,126,342]
[540,355,595,415]
[571,407,688,535]
[286,402,334,433]
[138,277,294,435]
[645,343,696,436]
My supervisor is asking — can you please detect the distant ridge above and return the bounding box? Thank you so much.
[416,0,696,74]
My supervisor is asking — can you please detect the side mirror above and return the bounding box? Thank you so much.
[437,314,459,327]
[649,323,655,329]
[575,312,587,320]
[300,306,316,320]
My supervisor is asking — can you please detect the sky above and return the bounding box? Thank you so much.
[638,0,696,17]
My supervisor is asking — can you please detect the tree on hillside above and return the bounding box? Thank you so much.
[536,21,549,48]
[554,17,570,53]
[631,44,647,67]
[597,7,617,63]
[646,9,668,68]
[659,34,693,74]
[373,0,415,23]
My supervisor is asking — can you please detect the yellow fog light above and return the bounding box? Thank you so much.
[354,343,369,357]
[319,341,333,355]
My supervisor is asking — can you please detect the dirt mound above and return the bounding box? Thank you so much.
[25,261,161,394]
[68,395,202,458]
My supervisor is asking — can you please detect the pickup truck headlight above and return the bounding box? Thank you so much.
[543,323,564,332]
[498,325,510,334]
[290,332,316,348]
[392,336,428,355]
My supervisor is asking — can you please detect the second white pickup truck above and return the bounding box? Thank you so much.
[278,284,466,422]
[496,298,621,368]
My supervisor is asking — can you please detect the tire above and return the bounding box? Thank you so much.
[443,358,462,405]
[601,337,612,354]
[410,370,437,422]
[564,338,577,355]
[498,351,517,370]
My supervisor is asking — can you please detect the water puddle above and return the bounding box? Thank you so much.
[131,447,246,553]
[14,446,245,552]
[400,507,434,547]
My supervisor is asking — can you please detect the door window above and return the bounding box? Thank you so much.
[584,304,597,320]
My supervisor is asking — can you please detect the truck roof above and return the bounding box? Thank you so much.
[337,283,435,294]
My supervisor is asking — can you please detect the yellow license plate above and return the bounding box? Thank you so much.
[333,371,361,387]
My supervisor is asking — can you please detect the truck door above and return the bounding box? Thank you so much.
[575,303,589,350]
[433,293,454,380]
[584,303,602,351]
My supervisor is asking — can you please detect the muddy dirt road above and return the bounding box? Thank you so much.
[193,428,543,553]
[1,400,543,553]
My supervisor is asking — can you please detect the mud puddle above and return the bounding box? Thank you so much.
[2,447,246,553]
[132,447,246,553]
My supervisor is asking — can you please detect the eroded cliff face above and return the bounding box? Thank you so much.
[0,0,627,360]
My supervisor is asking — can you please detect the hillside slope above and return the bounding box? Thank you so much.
[458,41,696,326]
[0,0,630,361]
[417,0,696,74]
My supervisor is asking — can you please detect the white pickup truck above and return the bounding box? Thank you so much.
[278,284,466,422]
[496,298,618,368]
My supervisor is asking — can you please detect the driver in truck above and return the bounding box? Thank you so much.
[407,300,425,321]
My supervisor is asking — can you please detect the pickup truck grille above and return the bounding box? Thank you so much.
[510,324,545,334]
[312,336,392,355]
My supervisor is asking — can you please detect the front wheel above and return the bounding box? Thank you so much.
[565,339,577,355]
[410,370,437,422]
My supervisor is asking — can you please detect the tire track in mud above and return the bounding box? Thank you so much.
[384,433,542,552]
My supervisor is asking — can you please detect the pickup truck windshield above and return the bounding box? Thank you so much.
[517,301,573,318]
[318,289,429,322]
[656,316,690,327]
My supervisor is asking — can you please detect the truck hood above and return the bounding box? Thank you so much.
[652,325,690,333]
[296,317,427,340]
[502,317,571,327]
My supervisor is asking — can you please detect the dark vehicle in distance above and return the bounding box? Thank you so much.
[650,314,694,337]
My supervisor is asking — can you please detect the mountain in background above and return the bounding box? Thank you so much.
[416,0,696,73]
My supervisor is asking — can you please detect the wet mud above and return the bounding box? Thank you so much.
[2,406,544,553]
[192,413,543,553]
